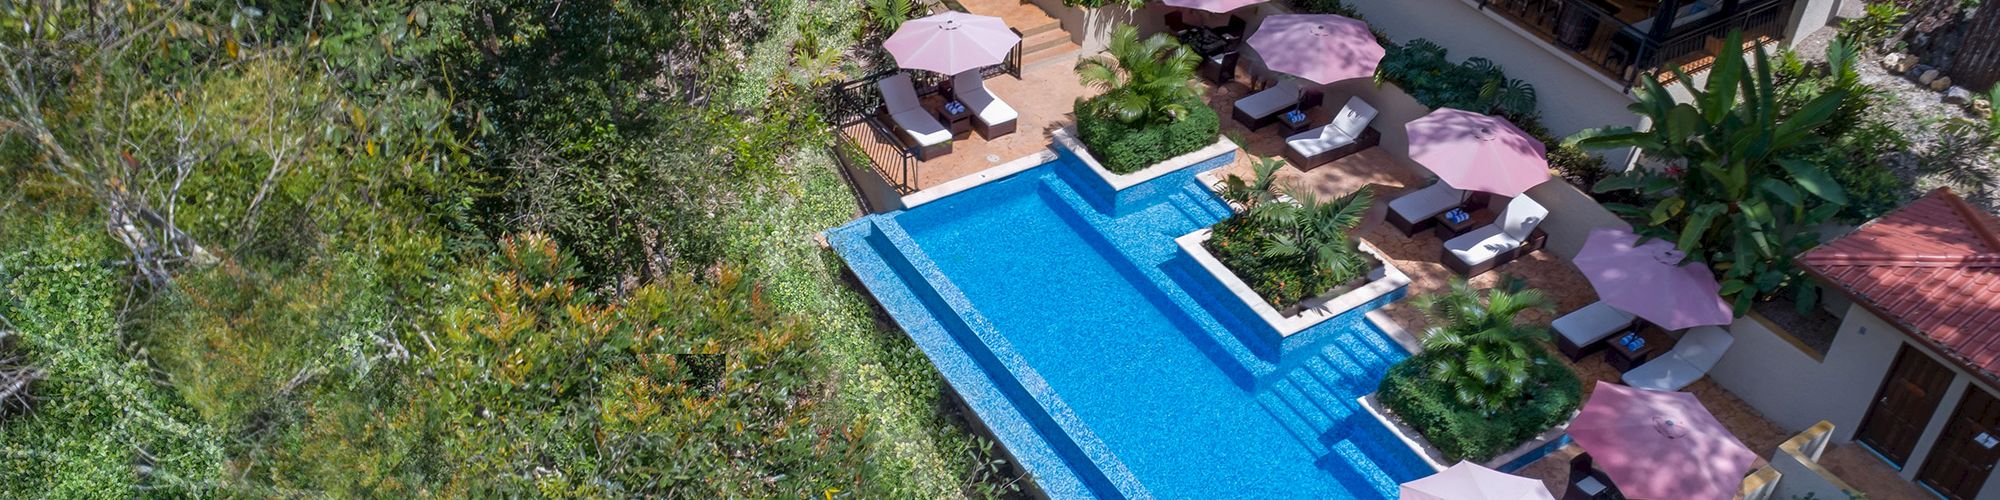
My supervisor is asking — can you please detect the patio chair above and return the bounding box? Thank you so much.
[1218,15,1248,40]
[1387,181,1467,236]
[952,71,1017,139]
[1232,80,1306,130]
[1555,301,1640,360]
[1565,453,1619,500]
[877,73,952,161]
[1165,11,1193,35]
[1622,325,1735,391]
[1441,195,1548,276]
[1282,96,1380,169]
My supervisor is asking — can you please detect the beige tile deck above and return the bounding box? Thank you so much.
[842,59,1095,193]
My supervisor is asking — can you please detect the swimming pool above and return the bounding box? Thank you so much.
[827,152,1430,499]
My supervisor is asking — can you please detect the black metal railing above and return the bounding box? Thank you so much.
[1479,0,1795,86]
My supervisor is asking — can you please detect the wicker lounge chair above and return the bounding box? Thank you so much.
[877,73,952,160]
[1387,180,1466,236]
[1231,80,1305,130]
[1441,195,1548,276]
[1622,326,1735,391]
[1282,96,1380,169]
[1555,301,1640,360]
[952,71,1017,139]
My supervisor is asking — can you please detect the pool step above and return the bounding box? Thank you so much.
[1255,391,1331,457]
[1329,439,1403,499]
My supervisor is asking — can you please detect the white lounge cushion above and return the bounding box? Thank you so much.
[1444,225,1519,267]
[1286,97,1378,157]
[1234,80,1302,119]
[878,73,950,147]
[1389,181,1465,224]
[953,71,1017,129]
[1444,195,1547,266]
[1555,301,1638,347]
[1622,326,1735,391]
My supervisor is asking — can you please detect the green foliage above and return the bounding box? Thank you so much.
[1412,276,1558,412]
[1772,39,1911,221]
[1376,39,1539,121]
[1063,0,1147,8]
[1377,349,1581,462]
[1571,30,1851,313]
[0,210,225,496]
[1077,25,1205,126]
[1921,119,1999,199]
[1288,0,1363,17]
[1208,169,1376,308]
[868,0,918,33]
[1841,2,1909,48]
[1076,96,1222,173]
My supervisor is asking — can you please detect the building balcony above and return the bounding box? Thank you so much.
[1476,0,1797,85]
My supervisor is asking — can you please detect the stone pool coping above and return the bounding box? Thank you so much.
[1174,229,1412,338]
[900,149,1059,209]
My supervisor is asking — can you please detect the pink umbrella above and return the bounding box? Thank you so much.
[883,12,1022,75]
[1575,228,1734,330]
[1404,108,1551,197]
[1245,14,1384,85]
[1162,0,1268,13]
[1400,461,1555,500]
[1570,382,1758,500]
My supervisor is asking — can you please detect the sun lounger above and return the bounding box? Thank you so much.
[878,73,952,160]
[1622,326,1735,391]
[1555,301,1639,360]
[1387,181,1467,236]
[952,71,1017,139]
[1232,80,1305,130]
[1282,96,1380,169]
[1442,195,1548,276]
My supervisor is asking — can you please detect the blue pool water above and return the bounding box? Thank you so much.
[828,153,1430,499]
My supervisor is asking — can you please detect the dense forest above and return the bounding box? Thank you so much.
[0,0,1013,496]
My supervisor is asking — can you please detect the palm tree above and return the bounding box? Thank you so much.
[1074,24,1202,125]
[1568,30,1850,313]
[1415,275,1555,414]
[1218,156,1284,210]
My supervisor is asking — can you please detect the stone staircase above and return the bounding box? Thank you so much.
[957,0,1080,71]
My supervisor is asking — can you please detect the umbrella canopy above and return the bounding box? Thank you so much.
[1400,461,1556,500]
[1245,14,1384,85]
[883,12,1022,75]
[1162,0,1268,13]
[1574,228,1734,330]
[1404,108,1551,197]
[1569,381,1759,500]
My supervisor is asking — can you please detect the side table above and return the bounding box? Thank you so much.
[1606,323,1670,373]
[938,100,973,137]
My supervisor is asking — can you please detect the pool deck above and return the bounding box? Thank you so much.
[832,31,1925,499]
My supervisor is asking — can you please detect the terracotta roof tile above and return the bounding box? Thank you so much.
[1803,189,2000,380]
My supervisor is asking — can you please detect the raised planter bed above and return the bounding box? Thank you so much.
[1174,229,1410,338]
[1052,126,1237,211]
[1358,393,1574,473]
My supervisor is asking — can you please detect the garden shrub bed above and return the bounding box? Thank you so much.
[1075,95,1220,174]
[1205,214,1377,310]
[1376,350,1582,462]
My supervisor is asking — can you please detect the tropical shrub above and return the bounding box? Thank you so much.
[1412,276,1558,411]
[1841,2,1909,49]
[867,0,919,33]
[1288,0,1363,17]
[1074,25,1218,173]
[1208,159,1377,308]
[1376,39,1538,122]
[1076,101,1221,173]
[1773,38,1912,221]
[1570,30,1851,313]
[1377,349,1581,462]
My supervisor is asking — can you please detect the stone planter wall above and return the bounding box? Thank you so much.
[1173,228,1411,340]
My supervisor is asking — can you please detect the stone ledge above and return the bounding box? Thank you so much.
[1174,229,1411,338]
[1359,393,1575,473]
[900,149,1060,209]
[1051,126,1238,192]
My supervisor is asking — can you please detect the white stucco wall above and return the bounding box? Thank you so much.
[1712,303,2000,498]
[1710,304,1909,438]
[1786,0,1847,49]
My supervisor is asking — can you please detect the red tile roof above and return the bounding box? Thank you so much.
[1803,189,2000,376]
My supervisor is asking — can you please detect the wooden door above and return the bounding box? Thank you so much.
[1919,387,2000,499]
[1857,345,1956,467]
